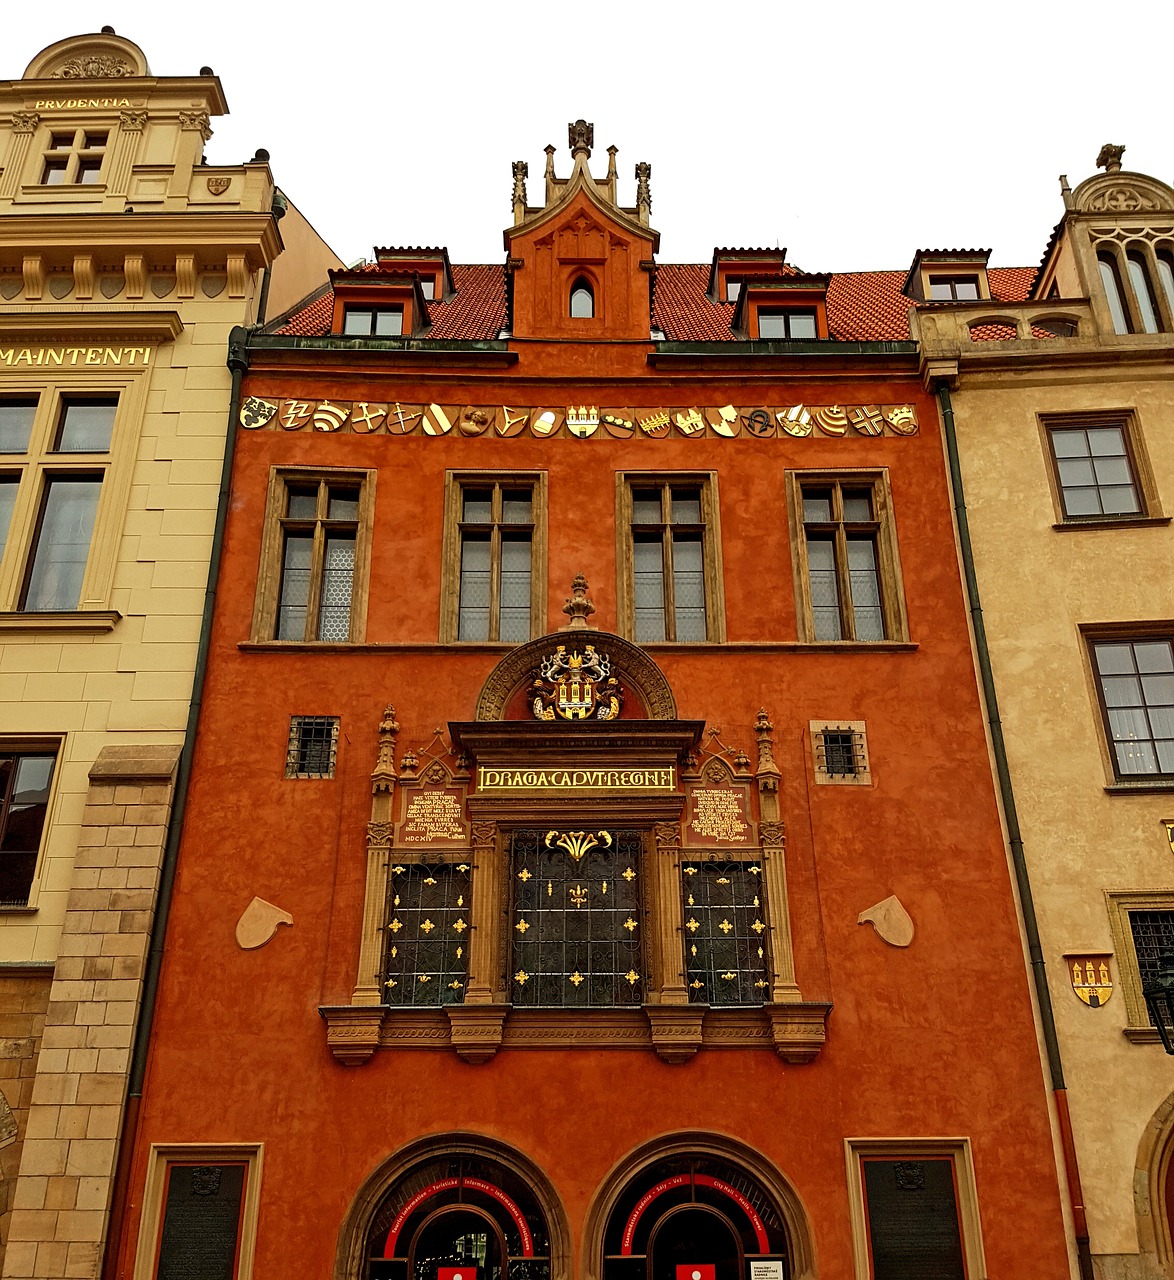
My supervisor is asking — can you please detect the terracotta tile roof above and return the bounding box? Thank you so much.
[270,261,1038,344]
[270,264,506,340]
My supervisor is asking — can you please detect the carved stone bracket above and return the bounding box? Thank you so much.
[646,1005,704,1063]
[320,1005,387,1065]
[447,1005,508,1063]
[653,821,680,853]
[766,1002,831,1063]
[758,821,785,847]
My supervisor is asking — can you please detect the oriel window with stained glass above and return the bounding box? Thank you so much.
[681,860,768,1005]
[383,862,471,1005]
[510,828,643,1007]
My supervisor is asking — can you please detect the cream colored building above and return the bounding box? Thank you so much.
[914,148,1174,1280]
[0,28,339,1279]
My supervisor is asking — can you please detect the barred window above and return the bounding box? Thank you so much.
[681,861,768,1005]
[511,828,642,1007]
[383,863,471,1005]
[810,720,871,785]
[1129,910,1174,1023]
[285,716,339,778]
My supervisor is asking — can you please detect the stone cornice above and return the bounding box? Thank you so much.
[0,312,182,340]
[0,212,281,265]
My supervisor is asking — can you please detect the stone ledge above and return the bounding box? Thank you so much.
[88,745,181,784]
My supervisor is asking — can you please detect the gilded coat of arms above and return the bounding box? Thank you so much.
[1068,954,1113,1007]
[531,644,623,721]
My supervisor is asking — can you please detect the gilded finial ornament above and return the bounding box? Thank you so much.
[545,829,612,861]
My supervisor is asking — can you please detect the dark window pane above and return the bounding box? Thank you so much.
[802,490,833,523]
[670,491,702,524]
[286,487,317,520]
[42,160,68,185]
[0,478,17,562]
[22,478,101,611]
[0,752,55,908]
[326,488,359,521]
[501,490,532,524]
[277,532,312,640]
[384,864,471,1006]
[0,401,37,453]
[462,490,492,523]
[83,133,107,149]
[77,158,103,185]
[682,862,767,1005]
[55,399,117,452]
[286,716,338,777]
[50,133,74,150]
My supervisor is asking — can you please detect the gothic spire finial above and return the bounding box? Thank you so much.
[568,119,594,158]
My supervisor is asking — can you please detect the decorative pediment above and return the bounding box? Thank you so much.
[1072,172,1174,215]
[474,630,677,721]
[23,32,149,81]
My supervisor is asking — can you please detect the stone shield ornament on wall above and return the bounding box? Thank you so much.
[235,897,293,950]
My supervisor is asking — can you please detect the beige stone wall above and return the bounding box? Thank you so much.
[0,310,236,968]
[951,364,1174,1262]
[0,976,52,1258]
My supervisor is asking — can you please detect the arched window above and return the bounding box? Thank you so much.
[1099,253,1132,334]
[1157,251,1174,320]
[1127,252,1162,333]
[365,1154,553,1280]
[602,1156,793,1280]
[570,279,594,319]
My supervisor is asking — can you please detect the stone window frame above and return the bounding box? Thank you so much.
[131,1143,263,1280]
[250,465,376,644]
[0,371,148,626]
[615,471,727,644]
[1038,410,1164,529]
[439,470,548,644]
[808,719,872,787]
[844,1137,986,1280]
[0,736,62,912]
[284,716,340,779]
[784,468,909,646]
[1105,888,1174,1041]
[40,126,109,187]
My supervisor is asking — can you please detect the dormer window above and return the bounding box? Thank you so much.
[758,308,817,340]
[570,279,594,319]
[726,280,742,303]
[40,129,107,186]
[342,306,403,337]
[928,275,980,301]
[419,279,435,300]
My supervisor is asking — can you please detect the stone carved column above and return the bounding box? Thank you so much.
[110,111,146,196]
[0,114,38,199]
[447,821,506,1062]
[351,706,398,1006]
[645,821,704,1063]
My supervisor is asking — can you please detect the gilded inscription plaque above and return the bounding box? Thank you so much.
[686,788,750,845]
[396,790,468,846]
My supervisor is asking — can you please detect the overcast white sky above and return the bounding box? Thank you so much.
[9,1,1173,272]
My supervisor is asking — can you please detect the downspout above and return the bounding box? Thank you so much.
[102,325,250,1280]
[936,381,1094,1280]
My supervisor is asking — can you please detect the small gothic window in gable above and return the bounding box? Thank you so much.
[1099,252,1132,334]
[570,278,594,319]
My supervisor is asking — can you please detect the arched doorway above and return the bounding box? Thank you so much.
[590,1136,813,1280]
[337,1137,566,1280]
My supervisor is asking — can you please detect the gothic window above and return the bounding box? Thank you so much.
[570,279,594,318]
[681,861,768,1005]
[510,829,643,1007]
[383,862,471,1005]
[1126,252,1163,333]
[1099,252,1132,334]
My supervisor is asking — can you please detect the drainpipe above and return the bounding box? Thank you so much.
[102,326,250,1279]
[936,381,1094,1280]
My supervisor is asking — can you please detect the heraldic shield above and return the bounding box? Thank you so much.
[1068,954,1113,1007]
[531,643,623,721]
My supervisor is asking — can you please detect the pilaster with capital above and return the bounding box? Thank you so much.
[351,705,399,1005]
[650,821,688,1004]
[465,821,502,1004]
[0,115,38,198]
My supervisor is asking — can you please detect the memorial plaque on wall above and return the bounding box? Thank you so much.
[684,786,751,846]
[157,1163,246,1280]
[862,1159,965,1280]
[395,788,469,847]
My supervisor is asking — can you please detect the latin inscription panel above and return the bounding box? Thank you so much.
[157,1163,245,1280]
